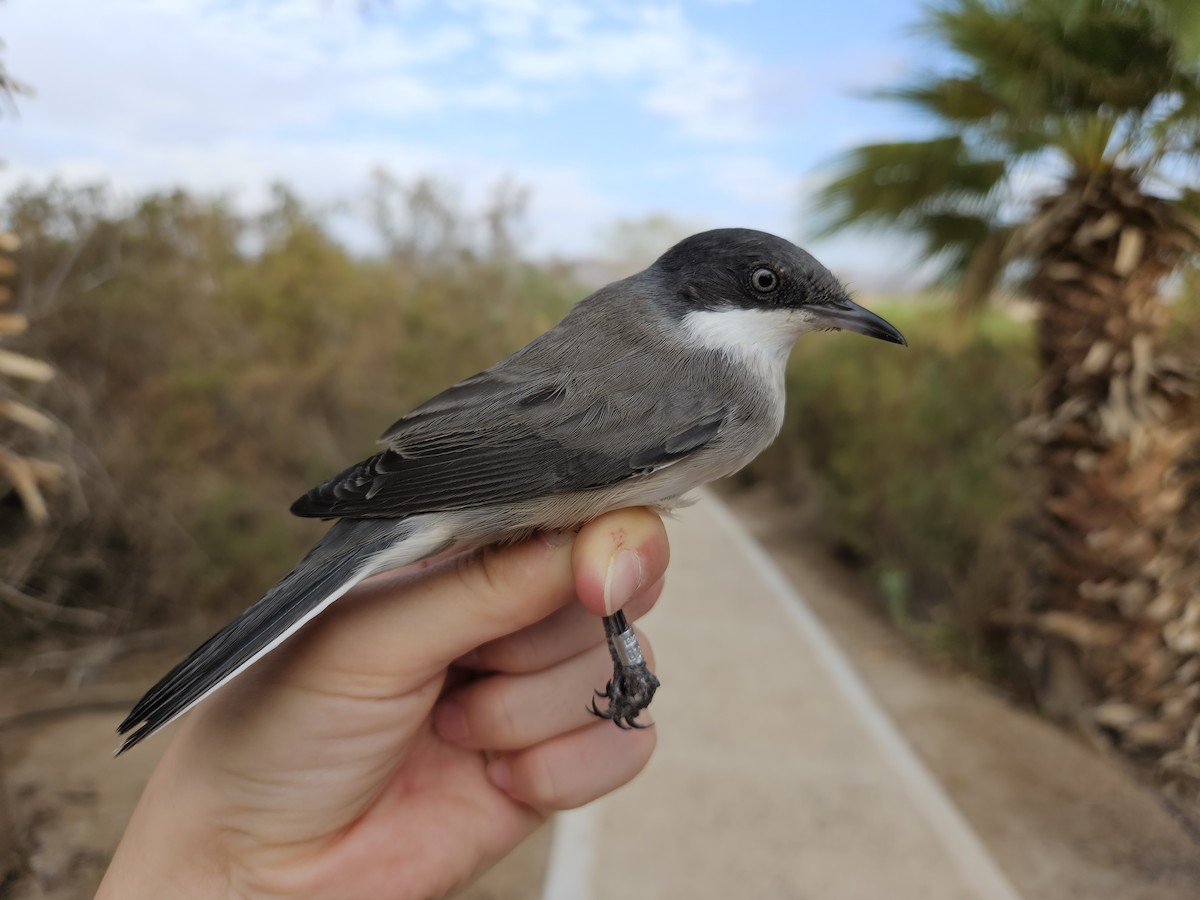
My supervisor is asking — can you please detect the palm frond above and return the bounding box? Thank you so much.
[912,210,995,253]
[925,0,1192,118]
[953,226,1012,313]
[815,137,1007,235]
[877,75,1005,124]
[810,0,1200,302]
[1145,0,1200,61]
[814,137,1008,286]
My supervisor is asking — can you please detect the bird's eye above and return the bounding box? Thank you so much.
[751,267,779,293]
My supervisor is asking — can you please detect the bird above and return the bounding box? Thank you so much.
[117,227,906,753]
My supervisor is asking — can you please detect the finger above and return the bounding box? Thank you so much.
[437,628,656,751]
[294,532,573,688]
[486,719,657,812]
[573,508,670,618]
[459,575,665,674]
[295,507,666,688]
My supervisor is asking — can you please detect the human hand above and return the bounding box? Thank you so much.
[97,507,669,900]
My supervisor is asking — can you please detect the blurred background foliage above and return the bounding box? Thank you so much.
[0,176,578,654]
[743,302,1038,675]
[7,168,1190,681]
[8,168,1195,681]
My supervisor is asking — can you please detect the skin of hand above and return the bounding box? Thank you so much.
[96,507,669,900]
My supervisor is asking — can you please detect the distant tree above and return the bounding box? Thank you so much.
[816,0,1200,806]
[0,5,31,118]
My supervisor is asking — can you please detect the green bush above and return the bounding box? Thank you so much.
[742,302,1037,673]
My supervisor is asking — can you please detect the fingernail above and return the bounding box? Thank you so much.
[604,549,643,616]
[435,700,469,743]
[487,758,512,792]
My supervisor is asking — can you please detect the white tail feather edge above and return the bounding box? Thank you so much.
[116,521,453,752]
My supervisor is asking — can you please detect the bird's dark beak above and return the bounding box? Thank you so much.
[809,297,907,346]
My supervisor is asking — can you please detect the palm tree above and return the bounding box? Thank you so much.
[816,0,1200,805]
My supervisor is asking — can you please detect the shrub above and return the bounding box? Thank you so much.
[0,178,578,655]
[741,302,1037,674]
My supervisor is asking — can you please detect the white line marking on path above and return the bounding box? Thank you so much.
[540,802,595,900]
[542,492,1024,900]
[704,494,1024,900]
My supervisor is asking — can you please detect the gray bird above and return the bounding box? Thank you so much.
[118,228,905,753]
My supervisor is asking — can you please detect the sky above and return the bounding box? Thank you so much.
[0,0,955,286]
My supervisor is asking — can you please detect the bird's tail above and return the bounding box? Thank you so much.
[116,517,433,754]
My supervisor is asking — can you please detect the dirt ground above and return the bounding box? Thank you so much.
[2,491,1199,898]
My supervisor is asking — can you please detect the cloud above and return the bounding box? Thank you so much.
[699,155,800,207]
[491,3,762,140]
[4,0,490,144]
[5,0,772,142]
[0,128,617,258]
[448,0,597,43]
[0,0,935,283]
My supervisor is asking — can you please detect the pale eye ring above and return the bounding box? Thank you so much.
[751,267,779,293]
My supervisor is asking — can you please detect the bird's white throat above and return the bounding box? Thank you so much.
[681,307,813,386]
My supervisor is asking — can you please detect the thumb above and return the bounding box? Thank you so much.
[572,507,669,618]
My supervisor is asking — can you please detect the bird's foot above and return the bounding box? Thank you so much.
[590,662,659,729]
[590,611,658,729]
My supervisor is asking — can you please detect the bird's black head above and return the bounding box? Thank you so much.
[651,228,906,346]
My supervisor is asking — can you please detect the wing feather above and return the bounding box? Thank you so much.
[291,363,727,519]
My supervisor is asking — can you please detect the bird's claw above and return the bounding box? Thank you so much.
[589,662,659,729]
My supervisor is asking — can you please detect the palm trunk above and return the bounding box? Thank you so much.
[1016,169,1200,814]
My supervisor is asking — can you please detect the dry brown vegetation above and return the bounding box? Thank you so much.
[0,176,577,662]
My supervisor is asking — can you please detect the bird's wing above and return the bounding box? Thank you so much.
[290,362,728,519]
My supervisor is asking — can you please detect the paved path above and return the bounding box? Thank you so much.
[541,494,1024,900]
